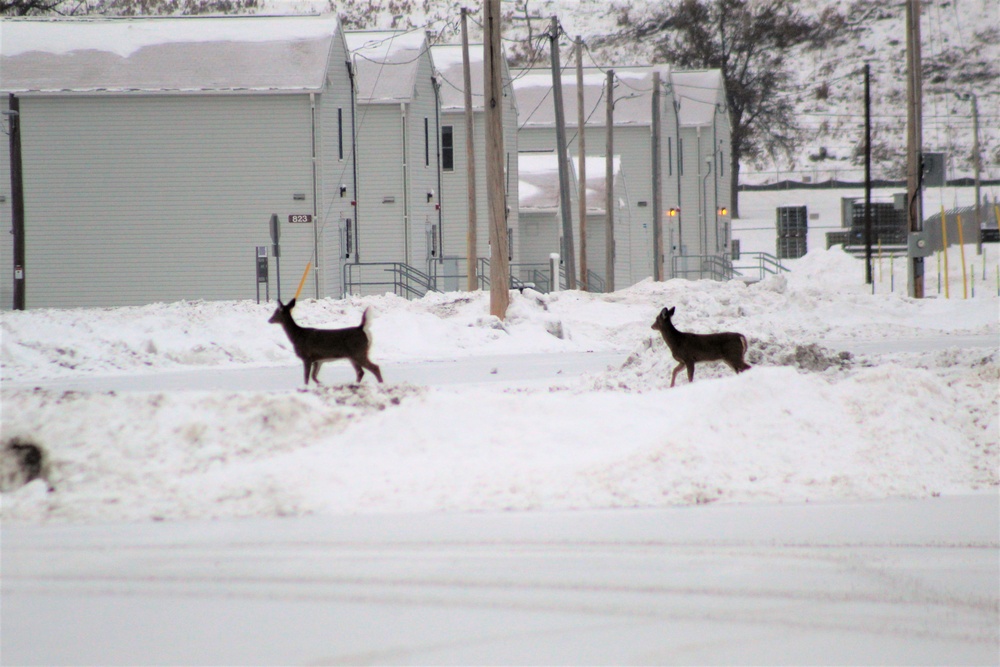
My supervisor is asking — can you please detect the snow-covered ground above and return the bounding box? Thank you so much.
[1,189,997,664]
[2,188,998,522]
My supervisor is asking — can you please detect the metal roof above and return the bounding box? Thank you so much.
[345,30,429,104]
[0,14,343,94]
[670,70,726,127]
[429,43,485,111]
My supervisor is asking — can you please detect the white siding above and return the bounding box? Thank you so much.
[317,34,358,300]
[13,94,319,308]
[439,87,519,287]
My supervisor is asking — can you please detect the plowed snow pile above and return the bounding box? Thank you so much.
[2,247,997,523]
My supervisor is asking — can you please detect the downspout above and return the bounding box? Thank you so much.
[348,60,360,264]
[697,127,705,257]
[674,98,683,271]
[401,103,410,265]
[310,92,320,297]
[433,76,444,264]
[713,109,720,253]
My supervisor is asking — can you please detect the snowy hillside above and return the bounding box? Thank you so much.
[292,0,1000,185]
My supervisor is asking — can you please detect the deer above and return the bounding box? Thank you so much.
[268,299,383,385]
[651,306,751,387]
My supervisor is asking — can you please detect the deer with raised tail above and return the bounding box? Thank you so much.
[269,299,383,385]
[651,306,751,387]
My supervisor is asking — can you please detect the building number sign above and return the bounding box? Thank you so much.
[288,214,313,223]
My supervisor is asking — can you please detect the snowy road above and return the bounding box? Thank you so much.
[2,351,625,393]
[3,495,997,665]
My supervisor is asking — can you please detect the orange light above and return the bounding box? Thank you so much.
[668,207,680,217]
[718,206,728,216]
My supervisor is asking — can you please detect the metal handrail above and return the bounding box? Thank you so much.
[586,269,606,293]
[477,258,543,292]
[671,254,734,281]
[343,262,440,299]
[731,252,790,282]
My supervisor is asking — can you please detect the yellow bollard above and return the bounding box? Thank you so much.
[956,213,968,299]
[940,205,950,299]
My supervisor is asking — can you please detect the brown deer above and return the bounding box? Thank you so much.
[269,299,383,385]
[651,306,751,387]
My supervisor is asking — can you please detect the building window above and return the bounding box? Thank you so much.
[424,117,430,167]
[668,137,672,176]
[442,126,454,171]
[678,137,684,175]
[338,108,344,160]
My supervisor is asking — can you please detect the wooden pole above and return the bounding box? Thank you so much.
[905,0,925,298]
[651,72,663,281]
[575,35,587,290]
[605,69,615,293]
[549,16,576,289]
[461,8,479,292]
[484,0,509,317]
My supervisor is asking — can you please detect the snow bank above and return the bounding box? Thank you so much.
[1,247,997,523]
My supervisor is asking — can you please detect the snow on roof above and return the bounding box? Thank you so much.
[519,152,622,212]
[430,44,485,111]
[345,30,429,104]
[519,153,561,210]
[0,14,342,94]
[670,70,725,127]
[512,66,664,128]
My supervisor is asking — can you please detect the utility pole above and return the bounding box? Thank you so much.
[549,15,576,290]
[651,71,663,281]
[461,7,478,291]
[905,0,924,298]
[605,69,615,293]
[7,94,25,310]
[575,35,587,290]
[484,0,509,318]
[864,63,873,285]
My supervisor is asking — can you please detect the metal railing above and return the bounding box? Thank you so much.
[731,252,789,282]
[586,269,606,293]
[477,258,541,292]
[342,262,440,299]
[671,254,734,281]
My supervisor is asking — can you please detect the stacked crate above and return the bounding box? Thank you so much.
[776,206,808,259]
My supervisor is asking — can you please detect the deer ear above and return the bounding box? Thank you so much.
[667,307,675,316]
[287,298,297,309]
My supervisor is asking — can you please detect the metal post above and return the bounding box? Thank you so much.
[905,0,925,298]
[549,16,576,289]
[7,94,25,310]
[651,72,663,281]
[575,35,587,290]
[864,63,873,284]
[605,69,615,293]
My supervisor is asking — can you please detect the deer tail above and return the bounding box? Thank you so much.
[361,307,374,343]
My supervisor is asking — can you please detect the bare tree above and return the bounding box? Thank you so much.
[2,0,258,16]
[616,0,826,217]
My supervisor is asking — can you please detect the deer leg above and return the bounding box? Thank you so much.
[363,359,383,383]
[302,360,312,385]
[671,362,685,387]
[686,362,696,383]
[349,359,365,383]
[312,362,323,384]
